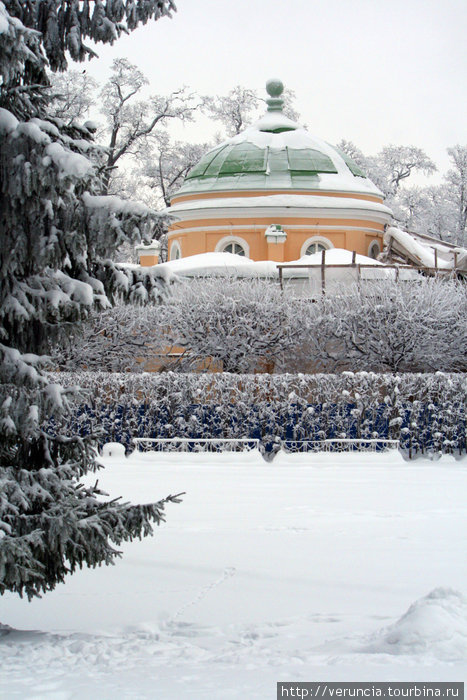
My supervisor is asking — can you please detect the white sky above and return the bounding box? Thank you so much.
[84,0,467,182]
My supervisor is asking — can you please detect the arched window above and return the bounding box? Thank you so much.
[215,236,250,258]
[305,242,327,256]
[170,241,181,260]
[300,236,333,258]
[223,242,246,256]
[368,240,381,259]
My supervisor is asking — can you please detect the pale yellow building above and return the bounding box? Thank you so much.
[164,79,392,265]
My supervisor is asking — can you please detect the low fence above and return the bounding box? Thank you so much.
[277,252,464,295]
[281,439,400,453]
[131,438,399,455]
[57,372,467,458]
[132,437,261,453]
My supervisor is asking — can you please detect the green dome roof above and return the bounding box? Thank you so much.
[186,142,339,180]
[172,82,381,200]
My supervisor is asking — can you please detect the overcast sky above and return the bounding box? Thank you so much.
[85,0,466,181]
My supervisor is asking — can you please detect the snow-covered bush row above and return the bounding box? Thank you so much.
[57,371,466,457]
[53,276,467,374]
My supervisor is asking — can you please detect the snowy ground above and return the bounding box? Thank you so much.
[1,449,466,699]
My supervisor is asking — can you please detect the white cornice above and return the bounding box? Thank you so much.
[170,187,384,205]
[169,207,391,225]
[168,195,392,225]
[168,224,384,237]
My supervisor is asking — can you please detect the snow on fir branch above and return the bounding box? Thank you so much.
[0,0,179,600]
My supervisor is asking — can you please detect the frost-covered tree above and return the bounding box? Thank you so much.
[336,139,368,172]
[48,70,98,125]
[368,145,437,199]
[395,184,457,243]
[396,148,466,246]
[207,84,301,137]
[337,140,437,201]
[138,134,212,207]
[391,186,429,232]
[46,60,206,208]
[337,140,467,243]
[99,58,202,195]
[0,0,181,600]
[445,144,467,247]
[207,85,260,136]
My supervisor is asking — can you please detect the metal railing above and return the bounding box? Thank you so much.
[282,439,400,453]
[132,437,399,454]
[132,437,261,453]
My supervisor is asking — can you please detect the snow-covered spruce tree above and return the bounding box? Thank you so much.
[0,0,180,600]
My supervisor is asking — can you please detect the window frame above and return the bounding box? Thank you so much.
[368,240,381,259]
[300,236,334,258]
[215,235,250,258]
[169,241,182,260]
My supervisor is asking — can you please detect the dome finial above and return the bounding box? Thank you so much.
[265,78,284,112]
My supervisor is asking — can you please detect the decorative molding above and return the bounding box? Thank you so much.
[171,190,384,205]
[168,224,384,236]
[168,206,391,225]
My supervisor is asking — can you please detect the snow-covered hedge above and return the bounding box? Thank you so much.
[56,372,466,457]
[52,277,467,374]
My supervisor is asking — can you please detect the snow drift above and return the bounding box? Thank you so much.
[363,588,467,660]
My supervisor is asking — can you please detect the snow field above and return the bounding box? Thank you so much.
[1,451,466,699]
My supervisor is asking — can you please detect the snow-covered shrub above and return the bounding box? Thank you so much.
[309,278,467,372]
[49,302,165,372]
[151,276,305,373]
[57,276,466,375]
[54,276,313,373]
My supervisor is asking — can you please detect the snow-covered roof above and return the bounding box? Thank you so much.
[284,248,385,267]
[171,82,384,201]
[144,250,399,284]
[168,193,392,221]
[149,252,277,282]
[385,227,467,272]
